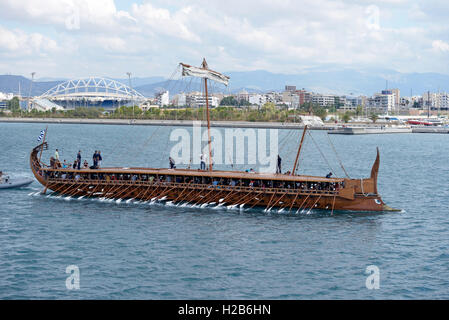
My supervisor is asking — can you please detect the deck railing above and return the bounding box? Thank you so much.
[44,177,339,197]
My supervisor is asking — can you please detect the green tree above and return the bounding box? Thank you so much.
[7,97,20,112]
[220,96,238,106]
[313,107,327,121]
[369,113,379,123]
[238,99,251,107]
[261,102,276,113]
[342,112,351,123]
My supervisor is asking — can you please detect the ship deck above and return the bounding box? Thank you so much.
[41,167,346,183]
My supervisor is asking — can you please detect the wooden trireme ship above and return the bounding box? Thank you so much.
[30,59,397,213]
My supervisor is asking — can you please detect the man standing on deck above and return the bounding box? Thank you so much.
[169,157,176,169]
[77,151,81,170]
[93,150,98,168]
[200,153,206,170]
[276,154,282,174]
[97,151,102,167]
[55,149,59,161]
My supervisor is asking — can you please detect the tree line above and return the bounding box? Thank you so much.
[1,100,379,123]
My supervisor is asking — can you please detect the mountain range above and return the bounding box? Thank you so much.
[1,67,449,97]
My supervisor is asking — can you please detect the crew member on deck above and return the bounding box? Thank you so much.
[200,153,206,170]
[169,157,176,169]
[276,155,282,174]
[55,149,59,161]
[93,151,99,169]
[97,151,102,167]
[326,172,333,178]
[77,151,82,170]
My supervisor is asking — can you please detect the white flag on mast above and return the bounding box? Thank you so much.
[180,63,229,86]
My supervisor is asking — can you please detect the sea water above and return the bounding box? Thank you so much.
[0,122,448,299]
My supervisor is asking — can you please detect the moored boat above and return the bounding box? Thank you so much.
[0,174,33,189]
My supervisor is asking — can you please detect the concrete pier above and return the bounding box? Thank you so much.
[328,127,412,135]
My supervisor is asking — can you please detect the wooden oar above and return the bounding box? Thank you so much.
[264,191,278,211]
[296,194,311,213]
[305,194,322,214]
[267,191,288,211]
[288,192,300,212]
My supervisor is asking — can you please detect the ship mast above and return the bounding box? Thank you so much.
[179,59,229,172]
[292,125,307,175]
[202,59,213,171]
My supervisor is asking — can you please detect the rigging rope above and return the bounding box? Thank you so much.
[326,134,350,178]
[278,129,296,154]
[159,129,172,168]
[307,131,336,176]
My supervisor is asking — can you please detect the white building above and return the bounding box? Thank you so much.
[423,91,449,110]
[265,91,282,104]
[0,92,14,100]
[0,92,15,110]
[186,92,219,108]
[311,93,336,107]
[366,90,395,113]
[172,93,187,107]
[248,94,267,106]
[237,90,249,103]
[30,98,64,112]
[156,91,169,107]
[282,91,300,108]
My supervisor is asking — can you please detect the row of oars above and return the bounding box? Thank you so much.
[42,181,336,213]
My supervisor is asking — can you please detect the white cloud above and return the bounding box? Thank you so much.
[432,40,449,53]
[0,26,59,55]
[0,0,136,32]
[131,3,200,42]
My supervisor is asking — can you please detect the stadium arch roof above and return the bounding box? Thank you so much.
[39,77,146,101]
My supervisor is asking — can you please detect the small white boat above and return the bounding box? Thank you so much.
[0,176,33,189]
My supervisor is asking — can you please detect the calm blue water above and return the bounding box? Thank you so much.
[1,122,448,299]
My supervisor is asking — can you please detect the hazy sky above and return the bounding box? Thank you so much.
[1,0,448,79]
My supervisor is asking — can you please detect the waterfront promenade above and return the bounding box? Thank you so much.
[0,117,328,129]
[2,117,448,133]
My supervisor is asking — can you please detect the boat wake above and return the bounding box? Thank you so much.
[27,191,322,215]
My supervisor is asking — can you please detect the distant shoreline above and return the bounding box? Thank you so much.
[0,117,335,130]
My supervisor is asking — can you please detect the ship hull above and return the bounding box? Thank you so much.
[34,179,388,211]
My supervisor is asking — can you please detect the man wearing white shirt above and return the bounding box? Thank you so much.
[200,153,206,170]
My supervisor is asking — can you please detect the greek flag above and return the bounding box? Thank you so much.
[37,129,45,142]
